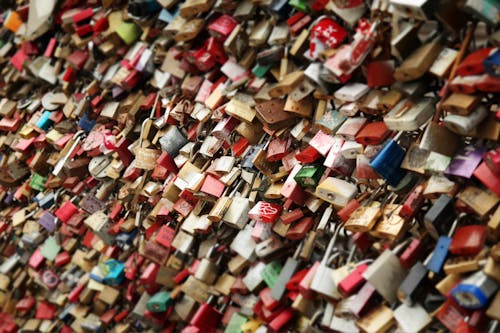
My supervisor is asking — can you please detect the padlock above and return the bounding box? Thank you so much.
[248,201,283,224]
[426,214,464,274]
[449,225,487,256]
[424,194,456,240]
[399,183,425,219]
[356,304,394,333]
[309,225,342,299]
[344,190,386,233]
[146,291,172,313]
[355,121,391,146]
[315,177,357,208]
[270,242,303,301]
[362,241,410,303]
[294,165,325,189]
[485,149,500,174]
[336,117,367,141]
[394,37,442,82]
[445,145,487,179]
[451,271,499,309]
[348,282,380,317]
[337,262,369,297]
[208,179,244,222]
[188,296,225,333]
[194,244,223,285]
[393,302,432,333]
[370,134,407,187]
[383,97,435,131]
[397,261,428,305]
[443,105,488,135]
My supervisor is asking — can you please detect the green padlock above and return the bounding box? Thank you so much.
[224,312,248,333]
[288,0,309,12]
[260,261,282,289]
[146,291,172,313]
[294,164,326,189]
[115,22,141,45]
[252,63,273,78]
[30,173,48,192]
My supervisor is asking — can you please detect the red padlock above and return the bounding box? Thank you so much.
[473,162,500,196]
[35,301,57,320]
[140,262,160,294]
[55,200,79,223]
[298,262,320,299]
[456,48,494,76]
[54,251,71,267]
[399,238,425,270]
[15,296,36,312]
[189,297,224,333]
[267,137,292,162]
[485,149,500,174]
[155,224,176,249]
[125,253,145,280]
[268,308,294,332]
[338,263,369,297]
[232,137,249,157]
[205,37,228,64]
[311,17,347,49]
[295,146,322,164]
[157,151,179,174]
[109,203,123,221]
[248,201,283,224]
[259,287,281,311]
[400,184,426,219]
[280,209,304,225]
[68,283,85,303]
[208,14,237,40]
[200,175,225,198]
[449,225,486,256]
[286,217,314,240]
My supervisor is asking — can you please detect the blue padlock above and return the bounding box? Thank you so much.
[104,259,125,286]
[370,139,407,186]
[451,271,499,309]
[483,49,500,77]
[271,0,292,18]
[89,266,106,283]
[37,192,56,209]
[35,111,54,131]
[78,112,96,132]
[426,216,461,274]
[116,229,138,245]
[158,7,179,23]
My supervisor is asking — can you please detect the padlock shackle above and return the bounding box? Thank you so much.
[228,179,245,198]
[392,238,412,255]
[149,92,160,119]
[293,241,304,260]
[322,224,341,265]
[363,185,384,205]
[346,246,356,265]
[448,213,466,238]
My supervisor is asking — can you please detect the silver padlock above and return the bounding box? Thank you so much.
[159,125,188,157]
[362,240,410,304]
[310,225,342,300]
[443,104,488,135]
[194,243,222,285]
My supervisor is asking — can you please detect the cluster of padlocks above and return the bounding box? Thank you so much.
[0,0,499,332]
